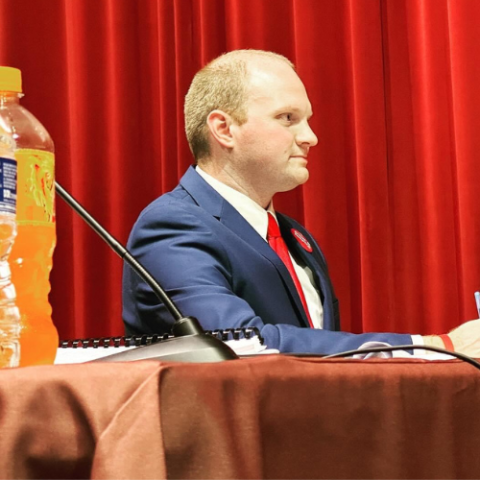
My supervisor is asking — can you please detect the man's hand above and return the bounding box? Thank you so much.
[423,319,480,357]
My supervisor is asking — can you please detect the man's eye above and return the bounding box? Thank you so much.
[281,113,293,122]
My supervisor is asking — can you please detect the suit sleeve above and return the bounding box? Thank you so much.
[122,203,414,355]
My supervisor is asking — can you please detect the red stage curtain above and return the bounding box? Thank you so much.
[0,0,479,341]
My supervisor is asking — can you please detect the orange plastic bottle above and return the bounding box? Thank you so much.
[0,66,58,366]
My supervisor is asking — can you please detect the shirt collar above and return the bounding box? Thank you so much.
[196,166,276,241]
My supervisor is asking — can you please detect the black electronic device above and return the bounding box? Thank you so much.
[55,181,238,363]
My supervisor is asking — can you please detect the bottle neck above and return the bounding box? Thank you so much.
[0,92,23,106]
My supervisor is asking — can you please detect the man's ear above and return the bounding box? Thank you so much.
[206,110,235,149]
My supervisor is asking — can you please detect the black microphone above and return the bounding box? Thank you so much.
[55,181,238,363]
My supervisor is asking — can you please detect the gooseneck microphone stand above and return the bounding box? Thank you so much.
[55,181,238,363]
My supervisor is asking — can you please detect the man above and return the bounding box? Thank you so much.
[123,49,480,355]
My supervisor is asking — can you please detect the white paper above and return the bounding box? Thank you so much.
[55,336,277,364]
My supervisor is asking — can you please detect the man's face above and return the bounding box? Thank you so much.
[230,59,318,201]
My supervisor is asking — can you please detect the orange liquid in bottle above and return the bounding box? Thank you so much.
[10,148,58,366]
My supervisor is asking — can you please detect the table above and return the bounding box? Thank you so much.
[1,355,480,479]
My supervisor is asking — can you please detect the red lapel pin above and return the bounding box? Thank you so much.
[291,229,313,253]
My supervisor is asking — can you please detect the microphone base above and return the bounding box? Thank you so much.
[92,333,239,363]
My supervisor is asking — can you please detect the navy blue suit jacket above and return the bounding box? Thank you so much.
[122,166,412,354]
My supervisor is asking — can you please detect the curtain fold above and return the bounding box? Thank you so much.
[0,0,479,341]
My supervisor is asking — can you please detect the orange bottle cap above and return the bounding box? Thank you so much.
[0,66,22,93]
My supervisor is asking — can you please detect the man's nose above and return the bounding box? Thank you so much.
[297,121,318,147]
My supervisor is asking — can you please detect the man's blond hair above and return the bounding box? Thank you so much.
[184,49,294,161]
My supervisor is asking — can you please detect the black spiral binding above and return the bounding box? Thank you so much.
[59,327,264,349]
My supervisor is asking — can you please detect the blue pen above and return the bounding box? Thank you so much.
[475,291,480,318]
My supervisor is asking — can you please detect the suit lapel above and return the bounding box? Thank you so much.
[179,167,311,327]
[279,215,336,331]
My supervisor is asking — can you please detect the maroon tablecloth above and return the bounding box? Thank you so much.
[1,355,480,479]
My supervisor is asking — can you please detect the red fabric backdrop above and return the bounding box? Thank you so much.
[0,0,479,341]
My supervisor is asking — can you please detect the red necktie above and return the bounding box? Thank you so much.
[267,213,314,328]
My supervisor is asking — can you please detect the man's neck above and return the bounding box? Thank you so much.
[197,160,272,209]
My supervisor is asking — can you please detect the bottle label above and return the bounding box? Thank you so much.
[14,149,55,225]
[0,156,17,214]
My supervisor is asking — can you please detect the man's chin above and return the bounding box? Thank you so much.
[295,167,310,186]
[279,169,309,192]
